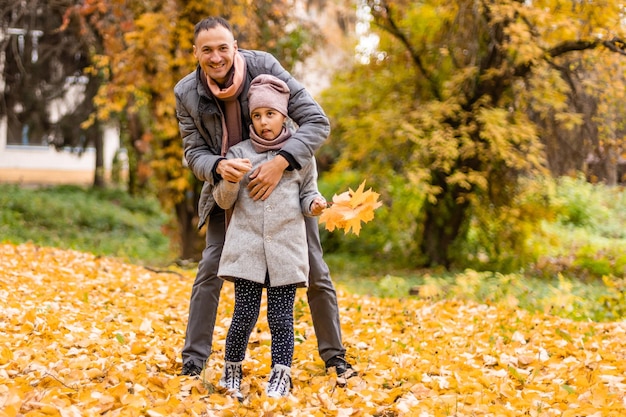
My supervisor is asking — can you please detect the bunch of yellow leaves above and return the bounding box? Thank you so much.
[319,180,383,235]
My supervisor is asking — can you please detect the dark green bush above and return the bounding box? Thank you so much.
[318,170,424,267]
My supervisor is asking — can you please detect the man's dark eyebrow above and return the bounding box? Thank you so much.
[202,43,230,50]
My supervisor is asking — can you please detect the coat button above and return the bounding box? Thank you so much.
[265,236,272,242]
[265,205,272,212]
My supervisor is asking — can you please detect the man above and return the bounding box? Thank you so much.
[174,16,355,381]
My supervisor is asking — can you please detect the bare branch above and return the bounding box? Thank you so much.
[601,37,626,56]
[547,39,600,57]
[369,0,442,100]
[545,37,626,60]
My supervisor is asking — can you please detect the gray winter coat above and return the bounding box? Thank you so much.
[174,49,330,228]
[214,141,321,287]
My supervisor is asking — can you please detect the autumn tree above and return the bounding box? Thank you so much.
[321,0,626,268]
[525,48,626,185]
[585,51,626,184]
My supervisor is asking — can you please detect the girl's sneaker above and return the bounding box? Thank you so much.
[266,364,291,398]
[218,361,244,401]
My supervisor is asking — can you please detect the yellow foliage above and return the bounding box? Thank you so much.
[319,181,383,235]
[1,243,626,416]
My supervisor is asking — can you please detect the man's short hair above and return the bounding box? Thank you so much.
[194,16,233,41]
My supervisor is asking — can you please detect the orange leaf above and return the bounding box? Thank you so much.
[319,181,382,235]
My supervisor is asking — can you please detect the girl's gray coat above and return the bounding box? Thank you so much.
[213,140,321,288]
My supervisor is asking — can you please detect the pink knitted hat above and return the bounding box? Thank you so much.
[247,74,290,116]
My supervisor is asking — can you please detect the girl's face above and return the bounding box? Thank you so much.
[250,108,286,140]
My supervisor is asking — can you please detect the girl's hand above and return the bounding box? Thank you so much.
[310,196,328,216]
[217,158,252,182]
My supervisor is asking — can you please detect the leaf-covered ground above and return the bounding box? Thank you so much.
[1,243,625,416]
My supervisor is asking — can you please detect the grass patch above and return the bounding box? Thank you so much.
[0,184,174,265]
[326,253,623,322]
[2,181,626,322]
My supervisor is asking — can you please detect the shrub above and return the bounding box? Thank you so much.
[0,184,174,264]
[318,170,424,267]
[459,176,557,273]
[599,276,626,321]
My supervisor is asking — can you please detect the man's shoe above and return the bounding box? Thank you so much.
[181,361,203,377]
[325,355,357,385]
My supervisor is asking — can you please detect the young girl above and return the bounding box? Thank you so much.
[213,74,327,399]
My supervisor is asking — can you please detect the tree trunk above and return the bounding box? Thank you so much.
[92,121,105,188]
[175,183,204,261]
[126,112,143,196]
[606,146,618,186]
[419,173,470,268]
[596,146,619,186]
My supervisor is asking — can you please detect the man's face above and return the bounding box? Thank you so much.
[193,25,238,85]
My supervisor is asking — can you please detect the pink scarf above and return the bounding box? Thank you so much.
[249,125,291,153]
[202,52,246,227]
[204,52,247,156]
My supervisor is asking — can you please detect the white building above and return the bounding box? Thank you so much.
[0,118,120,186]
[0,27,120,186]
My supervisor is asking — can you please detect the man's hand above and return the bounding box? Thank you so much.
[216,158,252,183]
[248,155,289,201]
